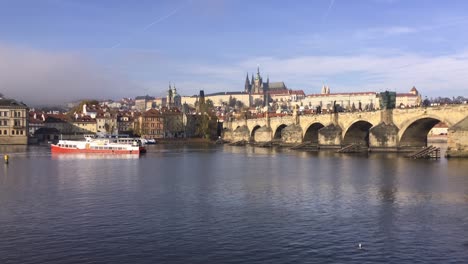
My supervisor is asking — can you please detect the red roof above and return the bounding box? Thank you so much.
[142,108,161,117]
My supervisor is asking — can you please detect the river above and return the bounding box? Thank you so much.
[0,144,467,263]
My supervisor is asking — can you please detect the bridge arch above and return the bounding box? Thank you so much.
[303,122,325,144]
[250,125,261,141]
[273,124,287,140]
[398,116,450,148]
[343,120,374,146]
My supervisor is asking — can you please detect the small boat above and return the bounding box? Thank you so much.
[51,136,140,154]
[145,138,156,144]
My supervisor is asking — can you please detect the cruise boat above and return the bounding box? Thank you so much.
[51,136,141,154]
[113,137,147,153]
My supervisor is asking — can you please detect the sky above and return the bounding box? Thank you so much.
[1,0,468,105]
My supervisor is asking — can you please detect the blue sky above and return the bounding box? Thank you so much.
[1,0,468,105]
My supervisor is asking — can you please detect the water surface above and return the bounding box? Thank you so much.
[0,144,467,263]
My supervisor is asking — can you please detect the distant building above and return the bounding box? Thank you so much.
[0,98,29,144]
[244,67,288,107]
[117,112,137,135]
[166,83,182,108]
[44,114,73,134]
[72,116,97,134]
[96,112,118,135]
[303,87,379,112]
[135,95,155,112]
[29,111,45,136]
[396,86,422,108]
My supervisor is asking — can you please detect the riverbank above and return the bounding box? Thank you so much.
[155,138,216,145]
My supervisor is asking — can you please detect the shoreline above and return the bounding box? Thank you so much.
[154,138,216,145]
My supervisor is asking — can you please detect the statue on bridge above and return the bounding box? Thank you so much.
[379,91,396,110]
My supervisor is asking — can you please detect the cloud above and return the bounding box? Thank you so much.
[354,26,418,39]
[0,44,140,106]
[182,51,468,96]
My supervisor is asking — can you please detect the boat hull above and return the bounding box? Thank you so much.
[51,144,140,155]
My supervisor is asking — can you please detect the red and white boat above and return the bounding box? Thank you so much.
[51,136,141,155]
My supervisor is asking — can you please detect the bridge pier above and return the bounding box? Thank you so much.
[446,117,468,158]
[254,126,272,143]
[318,124,342,149]
[369,110,399,151]
[369,123,399,151]
[281,124,303,144]
[225,125,250,142]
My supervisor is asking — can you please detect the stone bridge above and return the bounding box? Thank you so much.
[222,105,468,156]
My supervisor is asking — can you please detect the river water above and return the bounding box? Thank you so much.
[0,144,467,264]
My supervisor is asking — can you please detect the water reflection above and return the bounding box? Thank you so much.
[51,153,140,160]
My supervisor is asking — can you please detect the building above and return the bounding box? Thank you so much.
[135,95,155,112]
[166,83,182,108]
[117,112,137,135]
[29,111,45,136]
[44,114,74,134]
[96,112,118,135]
[0,98,29,144]
[303,88,379,113]
[244,67,288,107]
[139,108,164,139]
[72,116,97,134]
[396,86,422,108]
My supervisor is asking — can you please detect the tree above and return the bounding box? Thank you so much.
[67,99,100,117]
[228,96,237,108]
[199,99,214,114]
[235,100,244,109]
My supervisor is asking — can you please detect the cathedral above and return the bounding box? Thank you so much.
[244,67,288,106]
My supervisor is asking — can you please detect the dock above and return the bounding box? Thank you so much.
[407,145,441,159]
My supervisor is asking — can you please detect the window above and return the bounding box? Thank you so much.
[4,130,7,135]
[20,130,23,135]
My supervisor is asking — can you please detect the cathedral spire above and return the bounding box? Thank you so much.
[245,73,251,93]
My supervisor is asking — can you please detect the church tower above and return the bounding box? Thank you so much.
[254,66,263,93]
[167,82,173,107]
[244,73,251,93]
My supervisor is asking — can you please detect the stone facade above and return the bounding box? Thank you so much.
[0,99,29,145]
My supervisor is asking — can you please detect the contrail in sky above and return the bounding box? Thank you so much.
[323,0,335,22]
[111,1,192,49]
